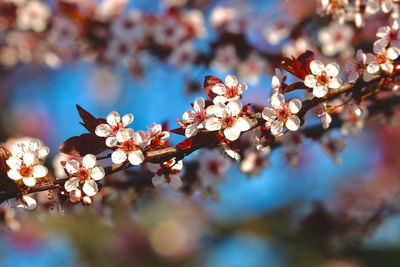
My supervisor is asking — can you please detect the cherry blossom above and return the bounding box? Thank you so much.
[345,49,373,83]
[262,93,302,136]
[270,68,285,96]
[210,45,239,73]
[211,75,248,104]
[138,123,170,148]
[366,0,395,15]
[374,20,400,50]
[148,158,183,190]
[237,52,267,85]
[16,0,50,33]
[263,21,290,45]
[95,111,134,148]
[205,101,252,141]
[110,128,145,165]
[318,22,353,56]
[367,46,400,74]
[6,139,49,187]
[64,154,105,197]
[240,148,270,177]
[182,97,214,138]
[304,60,342,98]
[319,135,346,164]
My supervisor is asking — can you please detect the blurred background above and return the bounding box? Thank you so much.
[1,0,400,266]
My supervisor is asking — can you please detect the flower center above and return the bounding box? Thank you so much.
[78,169,90,180]
[19,165,33,177]
[221,115,236,128]
[122,139,136,153]
[317,73,330,86]
[225,86,238,98]
[277,105,290,121]
[376,54,387,65]
[194,112,207,125]
[208,161,221,176]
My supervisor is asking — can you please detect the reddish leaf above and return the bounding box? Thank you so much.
[170,127,186,136]
[280,50,314,80]
[176,133,216,151]
[282,82,307,93]
[59,133,107,156]
[76,105,106,133]
[204,75,223,101]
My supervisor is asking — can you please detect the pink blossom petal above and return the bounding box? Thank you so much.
[288,99,302,114]
[64,177,80,192]
[235,117,252,132]
[262,107,277,121]
[111,149,127,164]
[169,175,183,190]
[90,166,105,181]
[194,97,205,113]
[304,75,316,88]
[226,101,242,116]
[95,124,112,137]
[66,160,79,174]
[286,115,301,131]
[270,93,285,109]
[185,124,198,138]
[224,127,241,141]
[310,60,325,75]
[23,177,36,187]
[107,111,120,126]
[121,113,134,127]
[270,121,284,135]
[328,77,342,89]
[325,62,340,77]
[313,85,329,98]
[82,154,96,169]
[128,150,144,165]
[83,180,98,196]
[32,165,48,178]
[152,175,164,187]
[205,117,222,131]
[212,83,226,95]
[225,74,238,88]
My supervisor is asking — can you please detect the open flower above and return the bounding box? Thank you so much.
[64,154,105,197]
[95,111,134,147]
[137,123,170,148]
[6,139,49,187]
[262,93,302,135]
[111,128,145,165]
[148,158,183,190]
[211,75,248,104]
[318,22,353,56]
[345,49,373,83]
[182,97,213,138]
[205,101,252,141]
[16,0,50,32]
[367,42,400,74]
[304,60,342,98]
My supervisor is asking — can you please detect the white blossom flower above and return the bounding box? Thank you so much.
[210,45,239,73]
[182,97,214,138]
[110,128,145,165]
[240,148,270,177]
[153,15,187,48]
[304,60,342,98]
[96,0,128,20]
[320,135,346,164]
[262,93,302,135]
[205,101,252,141]
[345,49,373,83]
[374,20,400,50]
[238,52,266,85]
[211,75,248,104]
[168,41,197,68]
[367,41,400,74]
[318,22,353,56]
[111,10,146,42]
[95,111,134,148]
[148,158,183,190]
[6,139,49,187]
[209,6,238,29]
[263,21,290,45]
[340,105,367,135]
[366,0,395,15]
[16,0,50,32]
[64,154,105,197]
[137,123,170,148]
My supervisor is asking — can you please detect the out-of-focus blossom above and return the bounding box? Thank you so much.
[319,135,346,164]
[209,6,238,29]
[210,45,239,73]
[318,23,353,56]
[16,0,50,32]
[263,21,290,45]
[238,52,266,85]
[240,148,270,177]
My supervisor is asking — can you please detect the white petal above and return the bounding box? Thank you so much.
[213,95,227,104]
[90,166,105,181]
[95,124,112,137]
[121,113,134,127]
[23,177,36,187]
[116,128,134,143]
[367,63,380,74]
[106,136,118,147]
[271,74,281,89]
[193,97,205,113]
[325,62,340,77]
[262,107,277,121]
[82,154,96,169]
[6,156,22,169]
[288,99,302,114]
[19,196,37,210]
[328,77,342,89]
[286,115,301,131]
[270,93,285,109]
[313,85,329,98]
[66,160,80,174]
[226,101,242,116]
[150,123,162,136]
[310,60,324,75]
[134,130,147,147]
[224,127,241,141]
[128,150,144,165]
[107,111,121,126]
[304,75,316,88]
[32,165,48,178]
[147,163,160,173]
[237,82,248,94]
[225,74,238,88]
[205,117,222,131]
[7,169,22,180]
[382,62,394,72]
[212,83,226,95]
[235,117,252,132]
[373,39,388,54]
[182,109,195,122]
[64,177,80,192]
[387,47,400,60]
[37,147,50,159]
[23,152,36,166]
[169,175,183,190]
[152,175,164,187]
[111,149,127,164]
[172,160,183,171]
[83,180,98,196]
[270,121,284,135]
[185,124,198,138]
